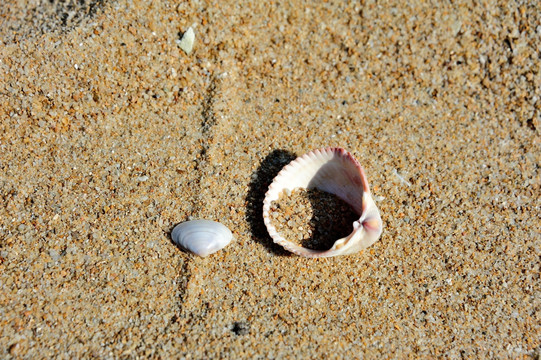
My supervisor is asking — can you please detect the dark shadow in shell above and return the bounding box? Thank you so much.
[305,189,359,250]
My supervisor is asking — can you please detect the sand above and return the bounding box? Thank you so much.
[0,0,539,358]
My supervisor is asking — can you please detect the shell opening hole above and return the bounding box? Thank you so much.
[269,188,359,251]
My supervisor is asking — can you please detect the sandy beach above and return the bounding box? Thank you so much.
[0,0,539,358]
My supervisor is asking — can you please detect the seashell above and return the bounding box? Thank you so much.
[172,220,233,257]
[262,147,383,258]
[177,26,195,54]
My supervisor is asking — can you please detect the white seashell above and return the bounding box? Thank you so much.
[172,220,233,257]
[177,27,195,54]
[262,147,383,258]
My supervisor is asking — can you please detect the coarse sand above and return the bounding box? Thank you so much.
[0,0,539,358]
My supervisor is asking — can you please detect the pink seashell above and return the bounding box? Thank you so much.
[262,147,383,258]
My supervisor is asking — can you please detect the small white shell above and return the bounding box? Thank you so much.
[262,147,383,258]
[177,27,195,54]
[172,220,233,257]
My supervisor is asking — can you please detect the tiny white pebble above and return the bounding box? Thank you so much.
[177,27,195,55]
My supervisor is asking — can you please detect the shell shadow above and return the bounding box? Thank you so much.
[245,149,297,256]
